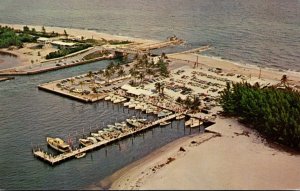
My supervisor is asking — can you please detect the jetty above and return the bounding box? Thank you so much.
[33,113,181,165]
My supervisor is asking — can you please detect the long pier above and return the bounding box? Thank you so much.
[33,113,180,165]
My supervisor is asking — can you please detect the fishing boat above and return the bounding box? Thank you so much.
[46,137,72,153]
[79,138,93,147]
[160,121,171,126]
[75,152,86,159]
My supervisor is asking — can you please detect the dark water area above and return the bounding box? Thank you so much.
[0,52,21,69]
[0,0,299,189]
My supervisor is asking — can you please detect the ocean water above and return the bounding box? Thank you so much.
[0,0,299,70]
[0,0,299,189]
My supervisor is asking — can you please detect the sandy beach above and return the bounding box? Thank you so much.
[106,117,300,190]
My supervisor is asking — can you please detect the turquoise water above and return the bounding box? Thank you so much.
[0,0,299,189]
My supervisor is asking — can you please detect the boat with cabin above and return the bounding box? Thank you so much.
[46,137,72,153]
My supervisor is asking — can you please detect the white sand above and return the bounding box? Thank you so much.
[109,117,300,190]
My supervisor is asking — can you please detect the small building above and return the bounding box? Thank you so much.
[37,37,52,45]
[51,41,76,49]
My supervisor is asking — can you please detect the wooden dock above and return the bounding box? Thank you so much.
[33,113,180,165]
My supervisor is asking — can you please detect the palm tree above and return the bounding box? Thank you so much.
[146,68,155,80]
[87,71,94,81]
[280,74,288,87]
[79,81,84,91]
[129,68,138,85]
[133,53,139,60]
[42,26,46,34]
[155,82,161,94]
[64,30,68,39]
[137,72,145,84]
[103,69,112,83]
[107,61,115,71]
[117,67,125,77]
[70,78,75,85]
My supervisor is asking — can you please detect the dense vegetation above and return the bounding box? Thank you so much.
[22,25,59,38]
[108,40,132,45]
[220,82,300,149]
[0,26,37,48]
[45,44,92,59]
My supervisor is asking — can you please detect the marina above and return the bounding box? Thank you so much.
[33,113,184,165]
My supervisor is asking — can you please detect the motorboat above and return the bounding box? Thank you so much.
[75,152,86,159]
[79,138,93,147]
[87,137,98,144]
[128,103,136,108]
[160,121,171,126]
[126,118,142,128]
[46,137,72,153]
[176,115,185,120]
[104,95,111,101]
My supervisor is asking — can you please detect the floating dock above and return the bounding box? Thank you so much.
[33,113,180,165]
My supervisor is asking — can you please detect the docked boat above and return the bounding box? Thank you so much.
[87,137,98,144]
[113,99,122,103]
[126,118,142,128]
[79,138,93,147]
[190,121,203,128]
[75,152,86,159]
[128,103,136,109]
[160,121,171,126]
[104,95,112,101]
[46,137,72,153]
[176,115,185,120]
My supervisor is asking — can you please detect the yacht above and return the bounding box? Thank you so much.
[46,137,72,153]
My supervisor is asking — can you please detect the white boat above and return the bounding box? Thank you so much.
[46,137,72,153]
[190,120,203,128]
[160,121,171,126]
[137,118,147,123]
[135,104,143,110]
[176,115,185,120]
[124,102,130,106]
[107,124,116,129]
[110,96,117,102]
[126,118,141,128]
[128,103,136,108]
[115,122,127,128]
[75,152,86,159]
[87,137,98,144]
[91,132,101,137]
[146,108,153,114]
[104,96,111,101]
[120,98,127,102]
[79,138,93,147]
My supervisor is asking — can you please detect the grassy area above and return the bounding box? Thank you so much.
[108,40,132,45]
[220,82,300,149]
[0,26,37,48]
[45,44,92,59]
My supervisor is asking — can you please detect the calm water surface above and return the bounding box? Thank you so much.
[0,0,299,189]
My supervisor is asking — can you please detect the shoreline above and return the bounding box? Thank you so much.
[104,117,300,190]
[0,22,299,88]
